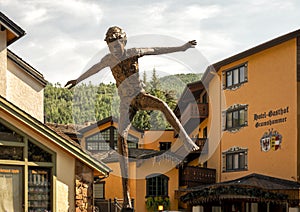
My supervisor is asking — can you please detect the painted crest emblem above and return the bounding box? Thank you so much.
[260,129,282,152]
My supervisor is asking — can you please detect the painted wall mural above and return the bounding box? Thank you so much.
[260,129,282,152]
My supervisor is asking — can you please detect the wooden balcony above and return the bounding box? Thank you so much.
[179,166,216,188]
[192,138,208,154]
[180,103,208,132]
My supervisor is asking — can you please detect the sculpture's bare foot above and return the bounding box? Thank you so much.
[184,137,200,152]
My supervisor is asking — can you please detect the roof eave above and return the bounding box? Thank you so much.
[0,12,26,46]
[212,29,300,72]
[0,96,111,175]
[7,49,47,87]
[201,28,300,86]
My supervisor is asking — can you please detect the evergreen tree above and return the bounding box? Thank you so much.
[44,72,199,127]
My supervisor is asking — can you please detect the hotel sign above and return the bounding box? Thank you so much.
[254,106,289,128]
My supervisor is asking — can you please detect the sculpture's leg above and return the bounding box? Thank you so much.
[138,93,199,151]
[118,99,137,211]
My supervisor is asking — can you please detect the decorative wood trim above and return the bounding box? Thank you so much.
[297,36,300,81]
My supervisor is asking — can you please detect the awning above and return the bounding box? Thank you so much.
[181,173,300,207]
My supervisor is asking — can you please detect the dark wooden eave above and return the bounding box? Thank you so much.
[78,116,144,134]
[202,28,300,84]
[174,80,205,116]
[0,12,25,45]
[181,173,300,205]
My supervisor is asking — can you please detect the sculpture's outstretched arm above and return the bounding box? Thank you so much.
[138,40,197,56]
[64,55,110,89]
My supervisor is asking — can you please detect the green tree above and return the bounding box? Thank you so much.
[44,72,198,127]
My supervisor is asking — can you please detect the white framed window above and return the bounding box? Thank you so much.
[223,63,248,89]
[222,147,248,172]
[146,174,169,197]
[223,104,248,132]
[94,182,105,199]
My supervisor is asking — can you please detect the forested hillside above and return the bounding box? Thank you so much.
[44,71,202,130]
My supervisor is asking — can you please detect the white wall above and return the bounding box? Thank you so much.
[0,30,7,98]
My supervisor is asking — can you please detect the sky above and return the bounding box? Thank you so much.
[1,0,300,85]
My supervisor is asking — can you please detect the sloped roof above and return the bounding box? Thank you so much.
[92,148,159,163]
[217,173,300,190]
[0,95,111,175]
[92,148,185,164]
[79,116,144,133]
[202,28,300,84]
[0,12,25,45]
[174,80,205,116]
[181,173,300,205]
[7,49,47,86]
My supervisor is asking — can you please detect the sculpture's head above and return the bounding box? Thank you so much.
[105,26,127,44]
[105,26,127,58]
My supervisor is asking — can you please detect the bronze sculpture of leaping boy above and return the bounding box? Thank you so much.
[65,26,199,211]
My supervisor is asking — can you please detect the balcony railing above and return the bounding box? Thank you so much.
[192,138,208,154]
[179,166,216,188]
[180,103,208,127]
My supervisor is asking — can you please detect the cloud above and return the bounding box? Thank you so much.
[2,0,300,84]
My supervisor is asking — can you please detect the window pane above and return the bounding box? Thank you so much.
[94,183,104,199]
[160,142,171,151]
[101,129,110,140]
[226,154,233,170]
[87,142,98,151]
[128,134,138,142]
[0,166,23,212]
[233,111,239,127]
[163,178,168,196]
[239,109,245,126]
[233,68,239,84]
[239,66,245,82]
[226,112,233,129]
[28,141,52,162]
[0,123,23,142]
[233,154,239,169]
[128,142,137,149]
[0,146,23,160]
[226,71,232,87]
[28,167,51,211]
[146,175,168,197]
[86,133,99,141]
[239,153,245,169]
[113,128,118,140]
[99,142,110,151]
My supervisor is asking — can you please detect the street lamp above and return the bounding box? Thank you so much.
[158,205,164,212]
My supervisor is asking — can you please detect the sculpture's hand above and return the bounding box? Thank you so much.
[64,79,77,89]
[182,40,197,51]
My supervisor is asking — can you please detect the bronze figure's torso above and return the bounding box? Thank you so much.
[108,49,145,97]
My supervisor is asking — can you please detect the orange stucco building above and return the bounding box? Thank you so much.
[181,29,300,212]
[68,29,300,212]
[78,117,185,211]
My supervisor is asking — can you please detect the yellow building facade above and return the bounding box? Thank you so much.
[64,28,300,212]
[182,29,300,212]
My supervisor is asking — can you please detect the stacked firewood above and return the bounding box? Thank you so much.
[75,179,90,212]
